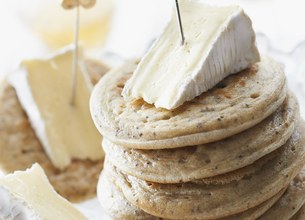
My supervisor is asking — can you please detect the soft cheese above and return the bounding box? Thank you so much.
[122,1,260,110]
[0,164,87,220]
[10,47,103,170]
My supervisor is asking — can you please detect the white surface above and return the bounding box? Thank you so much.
[75,198,111,220]
[0,1,305,219]
[0,3,46,78]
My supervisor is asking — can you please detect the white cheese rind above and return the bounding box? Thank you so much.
[10,68,52,163]
[122,2,260,110]
[0,164,87,220]
[0,186,42,220]
[9,47,103,170]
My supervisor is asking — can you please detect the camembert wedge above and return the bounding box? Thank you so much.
[123,1,260,110]
[0,164,87,220]
[10,47,103,170]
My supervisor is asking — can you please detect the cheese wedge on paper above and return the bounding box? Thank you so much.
[10,47,103,170]
[123,1,260,110]
[0,164,87,220]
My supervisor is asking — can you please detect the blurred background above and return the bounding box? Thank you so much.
[1,0,305,218]
[1,0,305,100]
[2,0,305,66]
[1,0,305,66]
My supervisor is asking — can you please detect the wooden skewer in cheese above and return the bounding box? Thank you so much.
[123,1,260,110]
[9,47,104,170]
[174,0,185,45]
[7,0,103,175]
[61,0,97,106]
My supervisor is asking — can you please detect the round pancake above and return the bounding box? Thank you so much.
[258,166,305,220]
[90,57,287,149]
[103,93,298,183]
[97,161,162,220]
[0,60,108,202]
[111,122,305,219]
[99,160,285,220]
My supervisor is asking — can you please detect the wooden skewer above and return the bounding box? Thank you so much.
[174,0,185,45]
[70,5,80,106]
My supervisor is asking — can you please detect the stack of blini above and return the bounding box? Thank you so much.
[90,56,305,220]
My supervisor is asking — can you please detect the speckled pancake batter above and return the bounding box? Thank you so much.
[109,122,305,219]
[91,57,287,149]
[103,92,299,183]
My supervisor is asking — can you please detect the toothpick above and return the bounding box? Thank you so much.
[175,0,185,45]
[71,5,80,106]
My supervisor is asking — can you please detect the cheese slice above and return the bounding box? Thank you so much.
[122,1,260,110]
[0,164,87,220]
[10,47,103,170]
